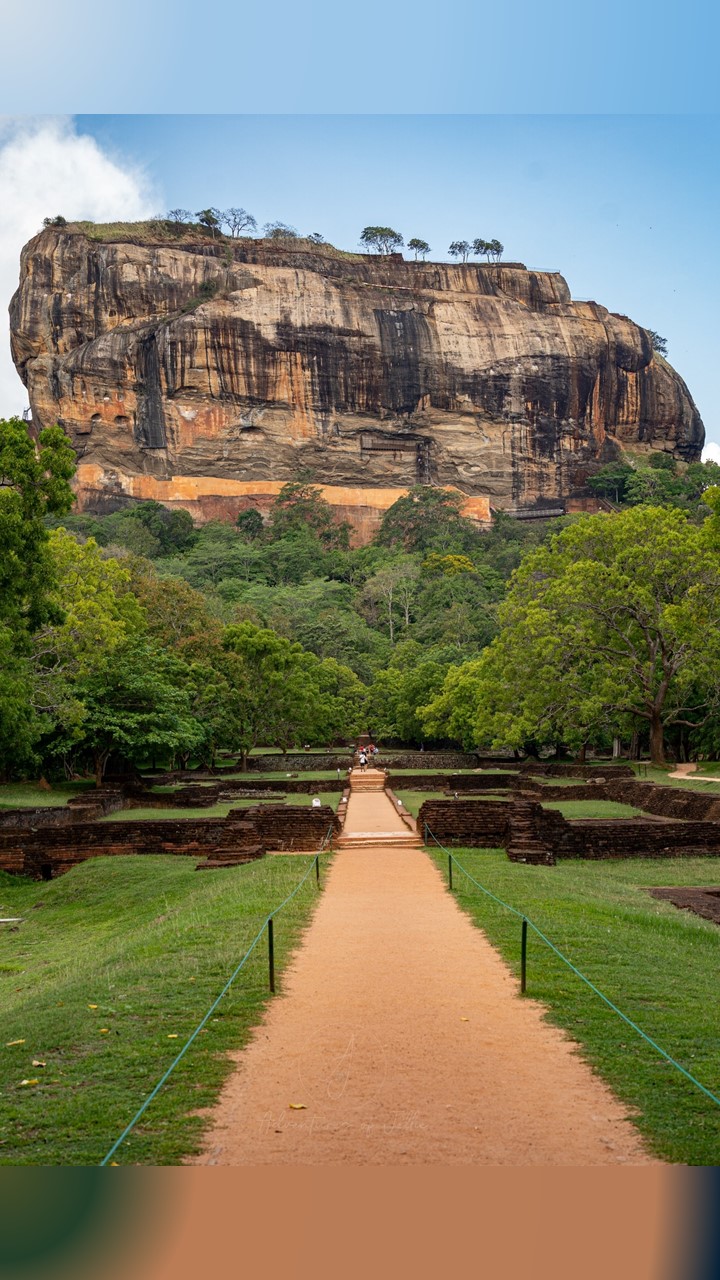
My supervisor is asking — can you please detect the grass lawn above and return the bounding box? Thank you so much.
[223,770,348,782]
[532,776,599,787]
[392,791,511,817]
[427,847,720,1164]
[391,791,445,817]
[0,782,94,810]
[541,800,645,819]
[630,764,720,793]
[0,853,327,1165]
[386,768,481,776]
[99,793,339,821]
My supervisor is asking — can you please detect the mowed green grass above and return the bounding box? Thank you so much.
[224,770,348,782]
[630,764,720,793]
[0,854,327,1165]
[99,794,339,821]
[428,847,720,1164]
[0,782,94,809]
[392,791,445,817]
[393,791,510,817]
[541,800,645,819]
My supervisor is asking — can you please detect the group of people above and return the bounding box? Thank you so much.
[357,743,380,771]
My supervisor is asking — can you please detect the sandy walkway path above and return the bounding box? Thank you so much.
[194,783,656,1166]
[343,777,414,834]
[670,762,720,782]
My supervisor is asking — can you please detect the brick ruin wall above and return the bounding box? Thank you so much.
[418,789,720,862]
[0,805,340,879]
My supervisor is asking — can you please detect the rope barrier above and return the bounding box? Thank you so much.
[101,837,331,1166]
[424,825,720,1111]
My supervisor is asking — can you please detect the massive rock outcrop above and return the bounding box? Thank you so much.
[10,225,704,539]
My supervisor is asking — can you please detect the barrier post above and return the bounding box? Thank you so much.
[520,918,528,994]
[448,854,453,890]
[268,918,275,993]
[315,854,320,887]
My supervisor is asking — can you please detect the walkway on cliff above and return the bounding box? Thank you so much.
[193,770,655,1165]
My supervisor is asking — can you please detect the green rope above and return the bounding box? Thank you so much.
[100,850,324,1166]
[424,826,720,1111]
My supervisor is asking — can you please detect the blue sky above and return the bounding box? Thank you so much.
[2,1,718,114]
[75,113,720,451]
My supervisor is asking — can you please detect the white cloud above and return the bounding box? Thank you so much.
[0,117,157,417]
[702,442,720,465]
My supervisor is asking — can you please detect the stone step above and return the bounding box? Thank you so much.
[335,832,422,849]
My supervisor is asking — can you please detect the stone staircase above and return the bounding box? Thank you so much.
[349,769,387,792]
[336,768,423,849]
[506,801,554,865]
[335,829,422,850]
[196,845,264,870]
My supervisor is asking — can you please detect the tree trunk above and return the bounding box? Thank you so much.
[576,742,587,765]
[649,714,666,766]
[240,748,248,773]
[629,731,640,760]
[94,754,105,789]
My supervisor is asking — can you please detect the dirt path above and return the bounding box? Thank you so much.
[670,762,720,782]
[343,777,413,834]
[194,779,656,1165]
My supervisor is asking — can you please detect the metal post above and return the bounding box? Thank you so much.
[315,854,320,887]
[424,822,428,847]
[268,918,275,993]
[448,854,453,890]
[520,918,528,994]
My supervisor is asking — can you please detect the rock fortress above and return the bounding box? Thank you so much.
[10,224,704,542]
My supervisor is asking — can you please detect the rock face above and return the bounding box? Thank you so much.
[10,226,704,538]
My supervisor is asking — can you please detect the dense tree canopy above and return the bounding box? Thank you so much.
[423,506,720,764]
[5,409,720,778]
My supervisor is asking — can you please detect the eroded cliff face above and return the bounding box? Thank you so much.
[10,227,704,537]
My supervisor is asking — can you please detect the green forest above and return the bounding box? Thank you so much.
[3,414,720,781]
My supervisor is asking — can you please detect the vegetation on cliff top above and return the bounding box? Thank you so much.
[45,213,505,268]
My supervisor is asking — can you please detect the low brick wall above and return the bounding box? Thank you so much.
[245,754,352,773]
[246,805,339,851]
[0,790,126,828]
[524,783,611,801]
[521,763,635,780]
[417,796,720,863]
[378,752,482,770]
[0,804,340,879]
[547,816,720,860]
[386,771,521,792]
[418,799,510,847]
[604,780,720,822]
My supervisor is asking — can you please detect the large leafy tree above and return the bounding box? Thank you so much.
[423,507,720,764]
[378,486,480,555]
[359,226,404,254]
[0,418,75,631]
[448,240,471,262]
[268,482,350,550]
[0,419,75,775]
[62,637,203,785]
[30,532,146,753]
